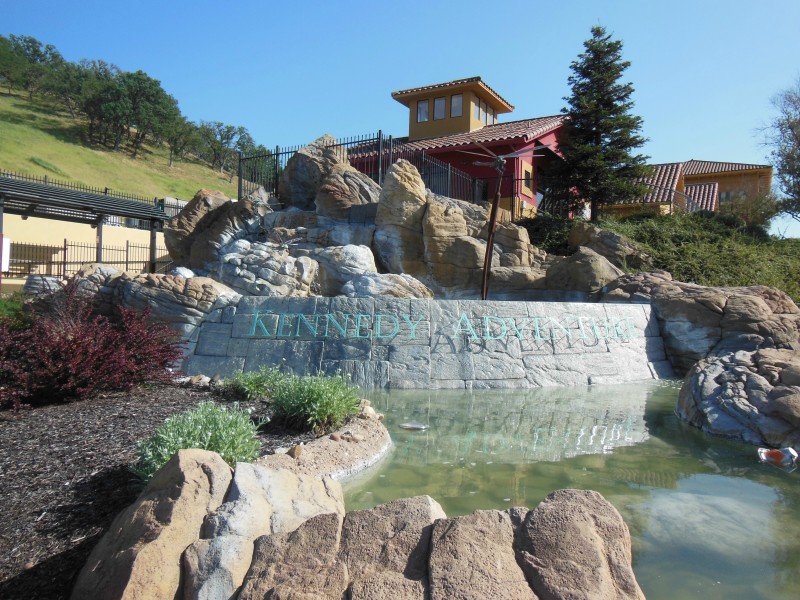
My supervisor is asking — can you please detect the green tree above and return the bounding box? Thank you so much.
[164,116,199,167]
[8,34,63,100]
[0,35,28,93]
[546,26,650,222]
[119,70,179,158]
[768,77,800,223]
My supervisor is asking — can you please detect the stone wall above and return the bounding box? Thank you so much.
[183,298,672,389]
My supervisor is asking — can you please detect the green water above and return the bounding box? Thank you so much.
[344,381,800,600]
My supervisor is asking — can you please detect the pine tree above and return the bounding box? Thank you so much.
[546,26,650,221]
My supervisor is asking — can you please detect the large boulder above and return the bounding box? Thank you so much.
[71,450,232,600]
[315,163,382,220]
[183,464,344,600]
[546,247,625,295]
[428,510,536,600]
[164,190,261,269]
[568,222,652,269]
[373,159,429,277]
[304,244,378,296]
[677,348,800,448]
[237,512,350,600]
[278,135,349,210]
[518,489,645,600]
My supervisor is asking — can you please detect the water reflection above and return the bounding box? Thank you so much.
[344,381,800,600]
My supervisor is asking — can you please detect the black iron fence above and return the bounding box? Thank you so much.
[2,240,171,280]
[0,170,187,227]
[238,131,488,206]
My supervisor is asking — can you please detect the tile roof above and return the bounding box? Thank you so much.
[684,183,719,212]
[399,116,564,152]
[627,162,684,204]
[684,159,771,176]
[391,77,514,112]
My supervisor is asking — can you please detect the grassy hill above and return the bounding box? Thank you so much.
[0,92,238,200]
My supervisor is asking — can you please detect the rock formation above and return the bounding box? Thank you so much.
[678,348,800,448]
[74,448,646,600]
[603,272,800,375]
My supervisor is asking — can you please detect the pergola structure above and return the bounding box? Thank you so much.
[0,175,168,289]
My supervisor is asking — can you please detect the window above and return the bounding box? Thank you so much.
[434,97,446,120]
[417,100,429,123]
[474,97,480,120]
[480,101,486,123]
[488,107,495,124]
[451,94,463,117]
[524,169,532,190]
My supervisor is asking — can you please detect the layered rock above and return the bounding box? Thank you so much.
[603,272,800,374]
[678,348,800,448]
[341,273,434,298]
[315,163,382,220]
[114,271,241,337]
[164,190,261,269]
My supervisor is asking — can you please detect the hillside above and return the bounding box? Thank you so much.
[524,213,800,304]
[0,92,238,200]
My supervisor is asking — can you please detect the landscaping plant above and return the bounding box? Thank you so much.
[0,281,183,410]
[131,401,265,482]
[270,372,360,433]
[224,365,284,401]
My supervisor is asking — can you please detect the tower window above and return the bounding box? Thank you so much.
[434,97,446,120]
[451,94,463,117]
[417,100,429,122]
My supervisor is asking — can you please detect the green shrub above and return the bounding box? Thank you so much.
[224,366,283,401]
[0,292,31,330]
[132,401,265,482]
[271,372,360,433]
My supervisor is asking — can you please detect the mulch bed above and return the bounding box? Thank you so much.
[0,383,318,600]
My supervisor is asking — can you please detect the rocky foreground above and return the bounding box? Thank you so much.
[73,445,645,600]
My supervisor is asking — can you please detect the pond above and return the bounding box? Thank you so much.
[344,381,800,600]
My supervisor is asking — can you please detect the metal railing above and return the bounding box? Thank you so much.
[238,131,488,206]
[2,239,171,280]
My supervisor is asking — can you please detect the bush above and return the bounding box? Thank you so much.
[0,281,183,410]
[517,213,575,256]
[131,401,265,482]
[224,366,283,401]
[0,292,32,330]
[270,372,360,433]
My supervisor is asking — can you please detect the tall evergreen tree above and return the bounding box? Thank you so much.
[546,26,650,221]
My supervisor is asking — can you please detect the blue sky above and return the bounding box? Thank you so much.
[5,0,800,236]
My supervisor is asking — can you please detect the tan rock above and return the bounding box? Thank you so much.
[237,512,349,600]
[315,163,381,220]
[340,496,446,582]
[429,509,536,600]
[164,189,230,265]
[278,135,348,210]
[349,571,426,600]
[546,247,624,294]
[519,489,645,600]
[422,197,469,238]
[568,221,652,269]
[71,449,232,600]
[375,159,428,230]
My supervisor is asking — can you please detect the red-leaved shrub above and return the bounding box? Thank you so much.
[0,282,183,410]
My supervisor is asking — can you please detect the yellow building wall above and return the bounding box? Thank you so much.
[407,93,473,141]
[684,170,772,202]
[1,215,168,294]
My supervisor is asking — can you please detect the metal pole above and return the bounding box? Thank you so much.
[274,145,280,197]
[377,130,383,185]
[237,151,243,200]
[481,179,502,301]
[125,240,130,272]
[95,217,104,263]
[62,238,67,279]
[0,194,4,293]
[149,220,158,273]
